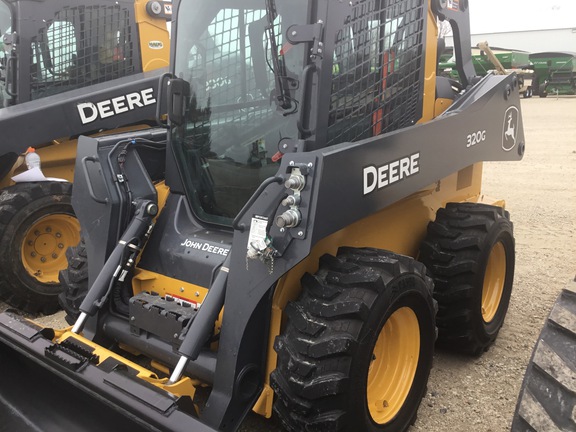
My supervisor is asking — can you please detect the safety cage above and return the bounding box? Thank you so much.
[326,0,426,145]
[0,0,141,103]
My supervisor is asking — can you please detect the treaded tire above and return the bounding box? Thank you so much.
[419,202,515,355]
[511,279,576,432]
[58,238,89,324]
[0,182,78,314]
[271,247,437,432]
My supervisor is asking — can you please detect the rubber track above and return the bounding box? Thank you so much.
[512,280,576,431]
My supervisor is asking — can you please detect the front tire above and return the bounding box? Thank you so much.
[419,202,515,355]
[0,182,80,314]
[271,248,437,432]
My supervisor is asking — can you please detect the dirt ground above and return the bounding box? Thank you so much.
[1,95,575,431]
[409,95,576,431]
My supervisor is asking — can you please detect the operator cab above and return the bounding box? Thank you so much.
[169,0,426,227]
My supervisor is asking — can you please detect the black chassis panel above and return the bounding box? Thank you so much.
[137,193,233,290]
[72,128,166,289]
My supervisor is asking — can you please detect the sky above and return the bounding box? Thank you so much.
[468,0,576,34]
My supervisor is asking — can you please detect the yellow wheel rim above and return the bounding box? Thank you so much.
[367,307,420,425]
[21,214,80,284]
[481,241,507,323]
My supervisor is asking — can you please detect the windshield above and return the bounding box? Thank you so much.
[171,0,307,226]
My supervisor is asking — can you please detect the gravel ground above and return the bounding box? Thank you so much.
[1,95,575,431]
[411,95,576,431]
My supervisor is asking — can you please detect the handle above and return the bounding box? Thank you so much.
[5,56,17,97]
[156,72,174,128]
[297,64,317,136]
[81,156,108,204]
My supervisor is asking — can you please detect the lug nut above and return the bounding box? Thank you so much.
[28,240,33,246]
[46,227,52,233]
[34,230,40,236]
[58,243,64,249]
[56,232,62,238]
[52,253,58,259]
[31,252,36,257]
[40,257,46,263]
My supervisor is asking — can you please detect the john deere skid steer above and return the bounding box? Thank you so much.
[0,0,171,313]
[0,0,524,430]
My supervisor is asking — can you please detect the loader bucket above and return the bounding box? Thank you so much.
[0,312,217,432]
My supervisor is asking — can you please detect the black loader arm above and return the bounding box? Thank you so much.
[0,68,167,158]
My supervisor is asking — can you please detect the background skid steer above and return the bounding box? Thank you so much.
[0,0,524,431]
[0,0,171,314]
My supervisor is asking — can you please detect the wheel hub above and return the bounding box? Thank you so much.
[21,214,80,283]
[482,241,507,323]
[367,307,420,425]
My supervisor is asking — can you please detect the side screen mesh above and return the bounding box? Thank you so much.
[327,0,425,145]
[30,4,136,99]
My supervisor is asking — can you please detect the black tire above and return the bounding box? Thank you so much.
[419,202,515,355]
[0,182,80,314]
[58,238,89,323]
[539,84,548,98]
[511,279,576,432]
[271,248,437,432]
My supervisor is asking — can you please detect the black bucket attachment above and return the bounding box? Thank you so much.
[0,311,217,432]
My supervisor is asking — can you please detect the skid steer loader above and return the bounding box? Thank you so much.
[0,0,524,430]
[0,0,171,313]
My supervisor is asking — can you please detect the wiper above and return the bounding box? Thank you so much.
[264,0,293,111]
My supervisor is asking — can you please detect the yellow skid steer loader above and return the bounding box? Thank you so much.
[0,0,524,430]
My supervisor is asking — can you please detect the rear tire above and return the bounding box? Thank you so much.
[419,202,515,355]
[58,238,89,323]
[511,280,576,432]
[0,182,80,314]
[271,248,437,432]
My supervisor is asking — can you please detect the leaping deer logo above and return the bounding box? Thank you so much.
[504,113,515,144]
[502,106,519,151]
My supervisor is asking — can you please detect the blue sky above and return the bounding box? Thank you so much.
[469,0,576,33]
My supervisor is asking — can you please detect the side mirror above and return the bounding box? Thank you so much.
[167,77,190,126]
